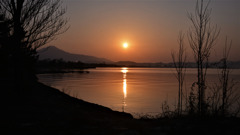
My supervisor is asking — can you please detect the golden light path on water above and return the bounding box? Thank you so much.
[121,67,128,112]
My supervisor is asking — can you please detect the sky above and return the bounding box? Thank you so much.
[50,0,240,63]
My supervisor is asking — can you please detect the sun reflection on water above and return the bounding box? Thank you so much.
[123,79,127,98]
[121,67,128,112]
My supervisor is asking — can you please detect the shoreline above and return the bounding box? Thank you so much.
[2,81,240,134]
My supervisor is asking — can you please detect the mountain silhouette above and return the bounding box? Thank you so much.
[38,46,113,64]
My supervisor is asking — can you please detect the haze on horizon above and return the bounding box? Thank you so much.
[49,0,240,63]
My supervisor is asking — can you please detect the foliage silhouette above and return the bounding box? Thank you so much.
[0,0,68,86]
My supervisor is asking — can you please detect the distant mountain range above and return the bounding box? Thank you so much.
[38,46,113,64]
[114,61,240,68]
[38,46,240,68]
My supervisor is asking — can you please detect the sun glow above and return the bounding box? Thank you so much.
[123,42,128,49]
[121,67,128,75]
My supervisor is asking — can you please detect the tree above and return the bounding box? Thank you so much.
[220,37,231,115]
[0,0,67,84]
[187,0,220,115]
[208,37,240,116]
[171,32,187,115]
[0,13,11,75]
[218,37,239,116]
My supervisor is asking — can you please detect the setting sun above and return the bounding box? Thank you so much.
[123,42,128,49]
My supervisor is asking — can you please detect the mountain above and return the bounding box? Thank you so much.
[38,46,113,64]
[115,61,167,67]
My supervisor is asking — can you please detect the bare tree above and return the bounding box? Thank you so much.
[0,0,67,49]
[208,37,240,116]
[220,37,232,115]
[187,0,220,115]
[171,32,187,115]
[0,13,11,76]
[0,0,67,83]
[218,37,240,116]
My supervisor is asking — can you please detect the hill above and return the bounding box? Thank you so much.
[38,46,113,64]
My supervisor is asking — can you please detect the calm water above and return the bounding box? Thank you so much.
[38,68,240,116]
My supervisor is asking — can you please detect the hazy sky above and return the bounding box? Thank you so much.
[50,0,240,63]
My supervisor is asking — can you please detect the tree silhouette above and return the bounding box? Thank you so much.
[218,37,239,116]
[0,14,11,76]
[171,32,187,115]
[0,0,67,84]
[187,0,220,115]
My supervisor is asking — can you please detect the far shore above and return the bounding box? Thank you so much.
[36,69,90,74]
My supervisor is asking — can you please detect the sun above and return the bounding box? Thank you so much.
[123,42,128,49]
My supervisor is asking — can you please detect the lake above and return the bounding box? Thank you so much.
[38,67,240,116]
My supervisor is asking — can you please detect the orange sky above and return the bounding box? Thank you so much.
[49,0,240,63]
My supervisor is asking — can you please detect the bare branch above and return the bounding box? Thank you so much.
[187,0,220,115]
[0,0,68,50]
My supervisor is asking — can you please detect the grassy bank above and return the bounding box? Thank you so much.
[1,81,240,135]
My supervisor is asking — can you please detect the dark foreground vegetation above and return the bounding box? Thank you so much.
[1,80,240,135]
